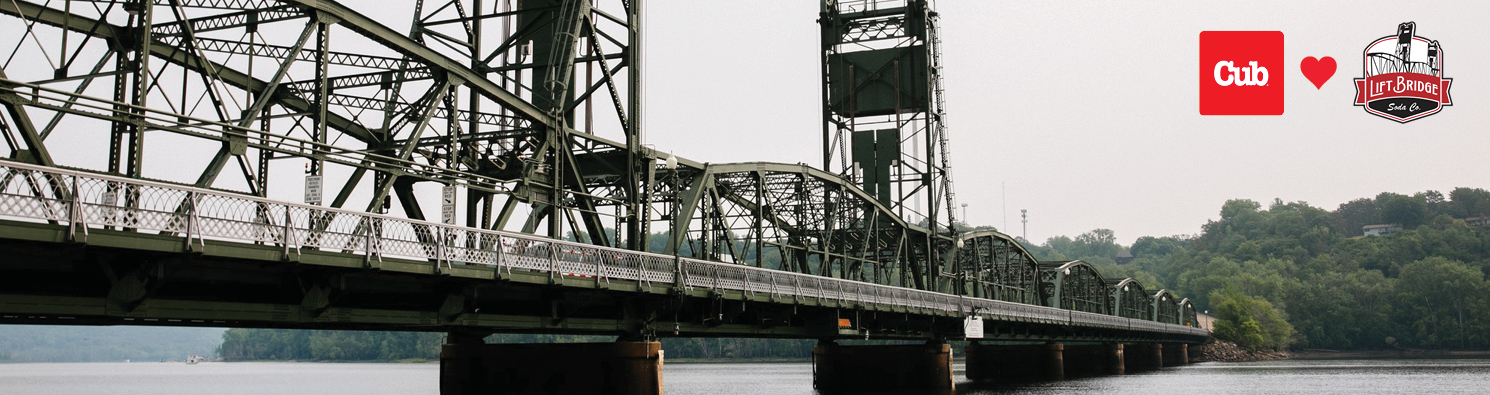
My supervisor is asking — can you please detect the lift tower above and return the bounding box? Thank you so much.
[820,0,955,231]
[821,0,958,290]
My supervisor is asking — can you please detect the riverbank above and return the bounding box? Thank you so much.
[218,358,436,363]
[1194,339,1288,362]
[1290,349,1490,360]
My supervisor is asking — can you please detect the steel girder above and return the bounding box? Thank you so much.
[0,1,962,296]
[405,0,646,248]
[647,161,1051,295]
[1109,278,1153,320]
[652,162,938,290]
[0,1,1215,338]
[819,0,958,236]
[1039,260,1110,315]
[1179,298,1199,327]
[1152,289,1180,325]
[944,230,1041,303]
[0,0,648,248]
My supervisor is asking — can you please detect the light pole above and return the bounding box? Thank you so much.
[1021,209,1028,241]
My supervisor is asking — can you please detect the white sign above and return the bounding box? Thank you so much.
[441,184,457,224]
[304,175,323,205]
[100,190,120,224]
[963,316,984,339]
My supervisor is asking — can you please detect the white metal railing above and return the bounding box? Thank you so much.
[0,160,1208,338]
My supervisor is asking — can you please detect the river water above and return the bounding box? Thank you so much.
[2,358,1488,394]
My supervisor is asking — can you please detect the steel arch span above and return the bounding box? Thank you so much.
[1039,260,1110,315]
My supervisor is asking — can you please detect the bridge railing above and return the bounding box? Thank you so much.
[0,160,1208,338]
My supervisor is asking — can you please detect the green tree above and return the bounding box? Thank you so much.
[1448,187,1490,218]
[1130,236,1187,259]
[1336,198,1380,236]
[1210,289,1294,351]
[1037,229,1123,262]
[1395,257,1487,348]
[1379,192,1428,229]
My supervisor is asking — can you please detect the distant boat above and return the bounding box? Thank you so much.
[186,355,204,364]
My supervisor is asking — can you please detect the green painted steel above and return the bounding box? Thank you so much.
[0,0,1207,346]
[0,160,1205,342]
[1040,260,1111,315]
[820,0,959,243]
[1110,278,1153,320]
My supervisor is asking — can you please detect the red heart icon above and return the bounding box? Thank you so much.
[1300,56,1336,89]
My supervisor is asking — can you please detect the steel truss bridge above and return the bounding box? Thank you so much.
[0,0,1205,344]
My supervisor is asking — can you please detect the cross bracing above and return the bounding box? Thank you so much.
[0,0,1203,339]
[0,159,1207,341]
[1040,260,1110,315]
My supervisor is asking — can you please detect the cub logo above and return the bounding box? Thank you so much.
[1353,22,1453,123]
[1199,31,1285,115]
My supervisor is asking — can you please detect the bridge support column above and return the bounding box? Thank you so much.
[1124,343,1163,371]
[1162,343,1189,366]
[1063,343,1124,377]
[965,342,1064,382]
[812,341,954,391]
[440,339,663,395]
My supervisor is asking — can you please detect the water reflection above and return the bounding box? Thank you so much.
[2,358,1488,395]
[664,359,1490,395]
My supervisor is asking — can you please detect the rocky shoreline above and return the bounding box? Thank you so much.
[1192,339,1288,362]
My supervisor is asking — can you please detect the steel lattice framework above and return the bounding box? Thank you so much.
[1152,289,1179,324]
[0,0,1194,324]
[819,0,958,234]
[1179,298,1198,327]
[1109,278,1153,320]
[0,0,967,294]
[0,0,642,249]
[1039,260,1109,315]
[948,230,1041,304]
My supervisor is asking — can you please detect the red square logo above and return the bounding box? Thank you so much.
[1200,31,1284,115]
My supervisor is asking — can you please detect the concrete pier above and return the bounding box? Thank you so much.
[1063,343,1125,377]
[813,341,955,391]
[440,341,663,395]
[1163,343,1189,366]
[965,343,1065,381]
[1125,343,1164,371]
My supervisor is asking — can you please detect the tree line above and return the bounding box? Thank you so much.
[1027,187,1490,351]
[216,330,824,361]
[0,325,223,362]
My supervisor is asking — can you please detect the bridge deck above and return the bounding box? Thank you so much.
[0,160,1205,342]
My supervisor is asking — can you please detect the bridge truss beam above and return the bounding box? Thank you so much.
[0,0,1203,338]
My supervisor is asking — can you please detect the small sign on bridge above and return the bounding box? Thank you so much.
[964,315,984,339]
[304,175,323,205]
[441,184,457,224]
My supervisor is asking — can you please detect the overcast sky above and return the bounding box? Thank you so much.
[11,1,1481,247]
[625,0,1490,245]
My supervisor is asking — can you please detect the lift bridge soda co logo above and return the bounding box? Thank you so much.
[1199,31,1284,115]
[1353,22,1453,123]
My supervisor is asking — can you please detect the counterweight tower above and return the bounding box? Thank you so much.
[820,0,956,233]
